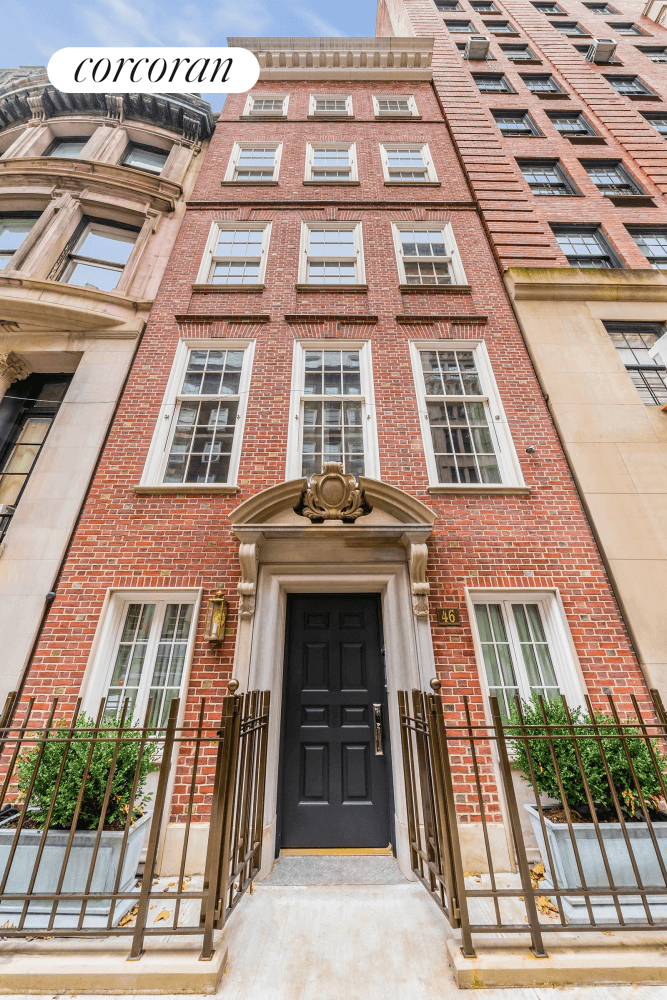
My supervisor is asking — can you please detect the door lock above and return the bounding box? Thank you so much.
[373,703,384,756]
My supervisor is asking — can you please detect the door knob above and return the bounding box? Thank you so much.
[373,703,384,756]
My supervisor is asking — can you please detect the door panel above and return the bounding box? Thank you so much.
[280,593,391,849]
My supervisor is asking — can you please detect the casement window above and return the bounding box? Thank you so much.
[285,341,379,480]
[298,223,365,285]
[550,20,588,34]
[583,160,642,195]
[532,2,566,13]
[608,22,645,34]
[643,113,667,135]
[436,0,463,10]
[471,1,500,11]
[244,94,289,116]
[552,225,620,267]
[43,137,88,158]
[120,142,168,175]
[492,111,541,136]
[305,143,357,182]
[547,110,598,136]
[380,143,437,183]
[474,73,513,92]
[501,44,539,60]
[392,223,467,287]
[605,75,653,96]
[638,46,667,62]
[627,227,667,270]
[197,222,271,285]
[484,19,517,33]
[584,2,618,12]
[0,214,38,269]
[224,143,282,182]
[519,159,577,195]
[521,74,563,93]
[309,95,353,116]
[56,218,139,292]
[410,341,523,488]
[604,321,667,405]
[470,592,582,719]
[373,95,419,117]
[85,591,200,728]
[140,340,254,488]
[445,19,476,31]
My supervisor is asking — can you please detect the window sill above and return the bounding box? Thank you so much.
[428,484,531,495]
[506,58,543,64]
[535,91,570,99]
[191,283,265,293]
[295,283,368,292]
[384,180,441,186]
[626,93,661,100]
[135,485,240,495]
[303,180,361,186]
[567,135,607,144]
[220,180,279,186]
[307,114,355,121]
[399,284,472,294]
[375,115,423,121]
[239,115,287,121]
[606,194,656,207]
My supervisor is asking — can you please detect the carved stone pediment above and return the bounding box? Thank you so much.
[296,463,371,523]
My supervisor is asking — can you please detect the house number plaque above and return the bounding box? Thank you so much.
[436,607,461,627]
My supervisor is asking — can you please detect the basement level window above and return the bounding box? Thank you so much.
[604,321,667,405]
[551,225,621,267]
[626,228,667,270]
[518,159,577,195]
[492,110,541,136]
[637,46,667,62]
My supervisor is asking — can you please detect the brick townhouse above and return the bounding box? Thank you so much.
[4,32,653,873]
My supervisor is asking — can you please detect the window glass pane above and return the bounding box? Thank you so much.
[77,228,136,265]
[301,351,364,477]
[148,604,193,727]
[124,144,168,174]
[0,217,35,256]
[475,604,519,719]
[48,140,87,158]
[512,603,560,699]
[105,603,155,720]
[65,261,122,291]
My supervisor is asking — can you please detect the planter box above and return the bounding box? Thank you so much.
[0,811,151,929]
[525,803,667,923]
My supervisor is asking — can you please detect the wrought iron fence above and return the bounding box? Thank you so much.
[0,684,269,962]
[399,682,667,959]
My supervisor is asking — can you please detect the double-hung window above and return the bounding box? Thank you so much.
[0,214,38,269]
[305,143,357,182]
[638,47,667,62]
[141,340,254,488]
[436,1,462,10]
[604,320,667,405]
[445,19,476,31]
[627,227,667,270]
[197,223,270,285]
[392,223,467,286]
[584,2,618,12]
[299,223,364,285]
[56,218,139,292]
[310,95,353,116]
[501,44,539,60]
[605,75,653,96]
[225,143,281,182]
[474,73,513,92]
[380,144,437,182]
[583,160,642,195]
[551,20,588,34]
[484,19,517,33]
[519,159,577,195]
[121,143,169,175]
[643,113,667,136]
[286,342,378,480]
[547,110,598,137]
[88,592,199,728]
[43,137,89,158]
[552,225,620,267]
[410,341,523,487]
[373,95,418,117]
[244,94,288,116]
[471,1,500,11]
[521,74,563,94]
[533,2,566,13]
[492,111,541,136]
[470,593,581,719]
[608,22,644,34]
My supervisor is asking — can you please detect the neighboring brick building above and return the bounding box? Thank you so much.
[378,0,667,698]
[13,36,652,872]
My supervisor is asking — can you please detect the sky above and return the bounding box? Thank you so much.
[1,0,377,110]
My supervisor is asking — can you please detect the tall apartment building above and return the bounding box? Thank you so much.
[14,36,650,873]
[378,0,667,696]
[0,68,213,702]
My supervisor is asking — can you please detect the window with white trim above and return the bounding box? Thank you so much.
[309,94,353,116]
[470,592,582,719]
[298,222,365,285]
[197,222,271,285]
[225,143,282,182]
[244,94,289,116]
[380,143,437,183]
[392,222,467,286]
[305,143,357,182]
[140,340,254,488]
[87,592,199,728]
[410,341,524,488]
[373,95,419,117]
[286,341,379,480]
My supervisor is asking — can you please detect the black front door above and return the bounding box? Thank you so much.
[279,594,392,849]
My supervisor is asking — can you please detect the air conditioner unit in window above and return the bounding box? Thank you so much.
[586,38,617,62]
[464,35,491,59]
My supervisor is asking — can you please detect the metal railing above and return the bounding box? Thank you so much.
[399,681,667,959]
[0,684,270,961]
[0,505,14,544]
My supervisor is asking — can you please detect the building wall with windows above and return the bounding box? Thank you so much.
[378,0,667,695]
[0,66,213,703]
[14,38,650,870]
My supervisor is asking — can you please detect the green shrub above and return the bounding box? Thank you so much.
[506,696,667,821]
[16,713,157,830]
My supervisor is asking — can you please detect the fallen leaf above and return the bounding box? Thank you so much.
[536,895,559,918]
[602,931,613,936]
[155,909,170,922]
[118,904,138,928]
[166,882,175,887]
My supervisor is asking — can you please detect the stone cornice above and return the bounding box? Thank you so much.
[504,267,667,303]
[227,36,433,80]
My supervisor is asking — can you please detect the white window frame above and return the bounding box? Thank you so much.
[195,221,271,286]
[243,93,289,116]
[373,94,419,117]
[391,222,467,287]
[309,94,353,116]
[298,221,366,285]
[466,588,586,720]
[81,588,202,729]
[139,338,255,488]
[224,142,282,182]
[304,142,358,183]
[285,339,380,481]
[379,143,438,183]
[409,339,525,488]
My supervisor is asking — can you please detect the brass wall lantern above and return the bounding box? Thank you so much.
[204,590,228,643]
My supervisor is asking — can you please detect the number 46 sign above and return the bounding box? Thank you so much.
[436,607,461,627]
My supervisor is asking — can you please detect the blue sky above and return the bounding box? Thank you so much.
[1,0,377,109]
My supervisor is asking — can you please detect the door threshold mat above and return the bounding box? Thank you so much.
[263,854,408,885]
[280,847,393,856]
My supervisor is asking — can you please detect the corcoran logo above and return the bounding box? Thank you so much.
[47,47,260,93]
